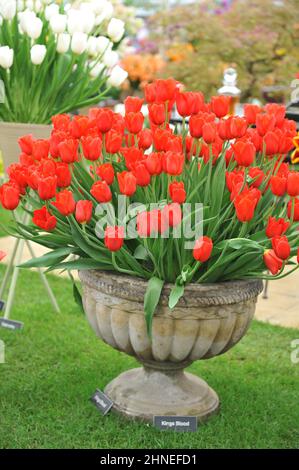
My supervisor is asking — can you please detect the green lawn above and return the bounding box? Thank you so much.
[0,266,298,449]
[0,206,13,238]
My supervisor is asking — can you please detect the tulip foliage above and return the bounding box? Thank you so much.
[0,0,128,123]
[1,78,299,334]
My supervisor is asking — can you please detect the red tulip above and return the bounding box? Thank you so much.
[266,217,289,238]
[90,180,112,203]
[32,206,57,231]
[161,203,182,229]
[148,103,166,126]
[123,147,144,171]
[96,163,115,185]
[124,96,144,114]
[263,249,283,275]
[270,175,287,197]
[138,129,153,150]
[58,139,79,163]
[145,152,163,175]
[232,140,255,167]
[193,236,213,262]
[137,210,161,237]
[230,117,247,139]
[70,115,89,139]
[234,188,261,222]
[155,78,177,103]
[104,225,124,251]
[75,200,93,224]
[56,163,72,188]
[52,189,76,216]
[243,104,262,125]
[18,134,34,155]
[51,114,70,132]
[117,171,137,196]
[256,113,276,137]
[81,136,102,161]
[176,91,196,117]
[169,181,186,204]
[263,131,280,156]
[162,151,184,175]
[105,130,122,154]
[96,108,114,133]
[0,250,6,261]
[32,139,50,160]
[211,96,230,118]
[225,170,245,193]
[132,162,151,187]
[0,182,20,210]
[271,236,290,260]
[38,175,57,200]
[202,122,217,144]
[287,172,299,197]
[248,167,264,188]
[125,112,144,134]
[287,198,299,221]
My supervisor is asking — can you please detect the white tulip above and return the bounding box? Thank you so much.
[92,0,110,16]
[0,0,17,20]
[0,46,14,69]
[67,9,84,34]
[103,50,118,68]
[0,15,2,26]
[30,44,47,65]
[25,16,43,39]
[108,65,127,88]
[50,14,67,34]
[18,10,35,32]
[56,33,71,54]
[87,36,98,57]
[89,61,105,79]
[107,18,125,43]
[81,10,95,34]
[45,3,59,21]
[17,0,24,12]
[95,36,111,55]
[71,32,88,55]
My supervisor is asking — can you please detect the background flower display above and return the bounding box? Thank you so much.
[121,53,165,92]
[0,0,128,124]
[1,79,299,333]
[150,0,299,102]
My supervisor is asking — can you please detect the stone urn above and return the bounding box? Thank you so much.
[0,122,51,171]
[79,270,263,422]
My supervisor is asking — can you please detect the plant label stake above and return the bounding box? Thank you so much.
[153,416,197,432]
[0,318,23,330]
[90,389,113,416]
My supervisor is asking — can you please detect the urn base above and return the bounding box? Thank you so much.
[104,361,219,423]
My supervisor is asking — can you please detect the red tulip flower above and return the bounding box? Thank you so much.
[81,136,102,161]
[104,225,124,251]
[232,140,256,167]
[211,96,230,118]
[125,112,144,134]
[38,175,57,201]
[0,250,6,262]
[97,163,115,185]
[248,167,264,188]
[287,172,299,197]
[90,180,112,203]
[117,171,137,196]
[70,115,89,138]
[96,108,114,133]
[162,151,184,175]
[18,134,34,155]
[56,163,72,188]
[234,188,261,222]
[52,189,76,216]
[229,117,247,138]
[287,198,299,221]
[270,175,287,197]
[32,206,57,231]
[202,122,217,144]
[138,129,153,150]
[193,236,213,262]
[52,114,70,132]
[263,249,283,275]
[243,104,262,125]
[105,130,122,154]
[124,96,144,114]
[0,182,20,210]
[58,139,79,164]
[263,131,280,156]
[137,210,161,237]
[169,181,186,204]
[256,113,276,137]
[161,203,182,229]
[271,235,290,260]
[145,152,163,175]
[75,200,93,224]
[32,139,50,160]
[148,103,166,126]
[266,217,289,238]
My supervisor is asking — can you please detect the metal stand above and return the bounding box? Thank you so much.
[262,280,269,299]
[0,212,60,326]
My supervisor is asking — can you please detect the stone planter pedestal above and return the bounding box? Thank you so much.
[79,270,263,422]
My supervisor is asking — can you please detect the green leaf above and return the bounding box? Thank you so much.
[134,245,149,261]
[169,283,185,309]
[73,281,84,314]
[19,247,75,268]
[144,277,164,338]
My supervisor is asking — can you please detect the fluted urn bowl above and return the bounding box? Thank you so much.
[79,270,263,422]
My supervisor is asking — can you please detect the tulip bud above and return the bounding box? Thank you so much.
[0,0,17,20]
[263,249,283,275]
[0,46,14,69]
[104,226,124,252]
[52,190,76,216]
[56,33,71,54]
[87,36,98,57]
[50,14,67,34]
[193,236,213,262]
[271,236,291,260]
[103,50,119,68]
[95,36,111,54]
[71,32,88,55]
[108,65,128,87]
[32,206,57,232]
[30,45,47,65]
[107,17,125,43]
[45,3,59,21]
[25,16,43,39]
[75,200,93,225]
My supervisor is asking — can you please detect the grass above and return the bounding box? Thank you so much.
[0,206,12,238]
[0,266,299,449]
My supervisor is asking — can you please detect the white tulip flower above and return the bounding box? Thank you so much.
[50,14,67,34]
[87,36,98,57]
[108,65,127,88]
[81,10,95,34]
[25,16,43,39]
[71,32,88,55]
[56,33,71,54]
[107,18,125,43]
[45,3,59,21]
[0,15,2,26]
[30,44,47,65]
[92,0,110,16]
[89,61,105,79]
[67,9,84,34]
[96,36,111,55]
[0,46,14,69]
[17,0,24,12]
[103,50,118,69]
[0,0,17,20]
